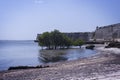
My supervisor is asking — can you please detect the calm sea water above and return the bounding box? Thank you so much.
[0,40,96,71]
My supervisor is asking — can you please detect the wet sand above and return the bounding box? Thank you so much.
[0,47,120,80]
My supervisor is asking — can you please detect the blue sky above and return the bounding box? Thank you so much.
[0,0,120,40]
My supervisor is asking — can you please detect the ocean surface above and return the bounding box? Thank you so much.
[0,40,96,71]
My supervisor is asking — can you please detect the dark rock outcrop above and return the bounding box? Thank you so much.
[86,45,95,50]
[105,42,120,48]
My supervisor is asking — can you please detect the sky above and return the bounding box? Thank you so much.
[0,0,120,40]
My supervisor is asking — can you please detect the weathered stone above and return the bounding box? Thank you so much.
[94,23,120,42]
[105,42,120,48]
[86,45,95,50]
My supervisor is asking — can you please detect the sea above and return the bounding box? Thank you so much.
[0,40,96,71]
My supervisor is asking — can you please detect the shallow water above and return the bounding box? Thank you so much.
[0,40,96,71]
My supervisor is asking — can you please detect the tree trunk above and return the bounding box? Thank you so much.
[79,46,81,48]
[48,45,50,50]
[41,46,43,50]
[55,45,56,50]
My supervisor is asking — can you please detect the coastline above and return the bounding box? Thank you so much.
[0,46,120,80]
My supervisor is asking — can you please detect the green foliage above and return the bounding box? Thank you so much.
[73,39,84,48]
[38,32,51,49]
[38,30,85,49]
[50,30,63,49]
[38,29,73,49]
[62,35,73,48]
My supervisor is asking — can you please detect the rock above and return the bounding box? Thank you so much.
[105,42,120,48]
[86,45,95,50]
[8,65,49,70]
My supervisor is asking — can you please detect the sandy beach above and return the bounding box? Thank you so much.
[0,46,120,80]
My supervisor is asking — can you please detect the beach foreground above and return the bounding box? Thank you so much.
[0,48,120,80]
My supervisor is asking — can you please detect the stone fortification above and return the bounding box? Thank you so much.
[63,32,93,41]
[94,23,120,42]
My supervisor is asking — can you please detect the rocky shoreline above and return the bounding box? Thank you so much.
[0,47,120,80]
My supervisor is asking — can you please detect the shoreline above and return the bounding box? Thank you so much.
[0,46,120,80]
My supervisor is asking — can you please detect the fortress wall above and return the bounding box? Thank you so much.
[94,23,120,42]
[63,32,93,41]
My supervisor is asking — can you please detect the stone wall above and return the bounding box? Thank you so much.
[63,32,93,41]
[94,23,120,42]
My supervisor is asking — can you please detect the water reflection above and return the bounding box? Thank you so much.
[38,50,68,63]
[38,48,96,63]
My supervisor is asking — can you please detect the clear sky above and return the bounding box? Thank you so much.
[0,0,120,40]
